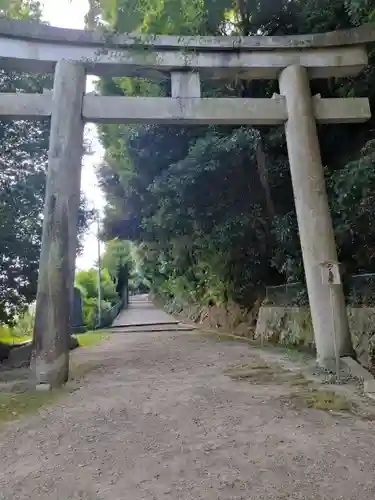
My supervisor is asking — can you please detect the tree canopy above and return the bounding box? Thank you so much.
[92,0,375,309]
[101,239,134,281]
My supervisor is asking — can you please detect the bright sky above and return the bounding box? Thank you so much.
[41,0,105,270]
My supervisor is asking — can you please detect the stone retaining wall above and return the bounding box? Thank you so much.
[255,306,375,370]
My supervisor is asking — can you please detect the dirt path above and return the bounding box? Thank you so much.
[1,326,375,499]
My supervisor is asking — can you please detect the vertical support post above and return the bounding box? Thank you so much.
[31,60,86,386]
[96,210,102,328]
[171,71,201,98]
[279,64,353,366]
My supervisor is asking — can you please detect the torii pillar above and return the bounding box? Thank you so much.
[31,60,86,387]
[279,65,353,365]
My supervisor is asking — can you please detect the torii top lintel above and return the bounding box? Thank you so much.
[0,18,374,79]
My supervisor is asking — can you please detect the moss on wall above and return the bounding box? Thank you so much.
[256,306,375,370]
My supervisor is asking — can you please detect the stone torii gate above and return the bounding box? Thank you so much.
[0,19,373,385]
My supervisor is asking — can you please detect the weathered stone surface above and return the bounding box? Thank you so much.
[171,72,201,98]
[31,60,86,387]
[347,307,375,370]
[0,342,11,363]
[2,43,367,79]
[84,95,371,125]
[0,94,369,125]
[6,342,32,369]
[0,93,51,120]
[35,383,52,392]
[84,96,287,125]
[256,305,375,370]
[0,18,374,51]
[255,306,314,347]
[280,65,352,365]
[363,379,375,393]
[69,336,80,350]
[341,356,374,381]
[312,96,371,123]
[0,19,368,78]
[5,337,80,370]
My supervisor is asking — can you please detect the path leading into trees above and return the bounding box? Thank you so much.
[112,294,180,329]
[1,299,375,499]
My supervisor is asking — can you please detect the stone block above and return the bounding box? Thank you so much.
[255,306,314,346]
[341,356,373,381]
[0,342,11,363]
[364,379,375,393]
[35,383,52,392]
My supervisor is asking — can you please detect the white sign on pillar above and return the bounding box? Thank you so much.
[319,260,341,286]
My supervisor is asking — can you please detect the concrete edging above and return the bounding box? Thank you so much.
[341,357,375,397]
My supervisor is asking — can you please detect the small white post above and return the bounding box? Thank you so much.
[320,261,342,380]
[96,210,102,327]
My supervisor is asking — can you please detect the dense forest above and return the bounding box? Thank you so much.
[89,0,375,312]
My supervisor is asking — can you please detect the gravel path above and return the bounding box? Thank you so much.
[0,328,375,499]
[112,295,178,328]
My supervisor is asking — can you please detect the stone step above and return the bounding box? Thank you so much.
[108,324,195,333]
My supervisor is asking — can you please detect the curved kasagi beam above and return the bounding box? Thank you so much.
[1,18,375,50]
[0,18,373,78]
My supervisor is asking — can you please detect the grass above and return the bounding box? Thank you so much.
[197,329,315,363]
[225,359,354,416]
[0,353,107,425]
[204,329,362,417]
[198,330,255,344]
[224,360,312,387]
[0,330,109,425]
[224,360,271,378]
[288,373,311,386]
[69,359,104,380]
[0,334,31,345]
[291,389,352,413]
[0,389,65,423]
[226,367,282,384]
[0,330,109,347]
[74,330,109,347]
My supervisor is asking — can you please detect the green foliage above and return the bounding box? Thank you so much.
[345,0,375,23]
[94,0,375,311]
[0,1,93,324]
[0,390,64,423]
[101,239,134,279]
[0,67,93,323]
[75,268,119,328]
[75,330,109,347]
[0,306,35,343]
[328,139,375,273]
[11,307,35,338]
[0,0,42,18]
